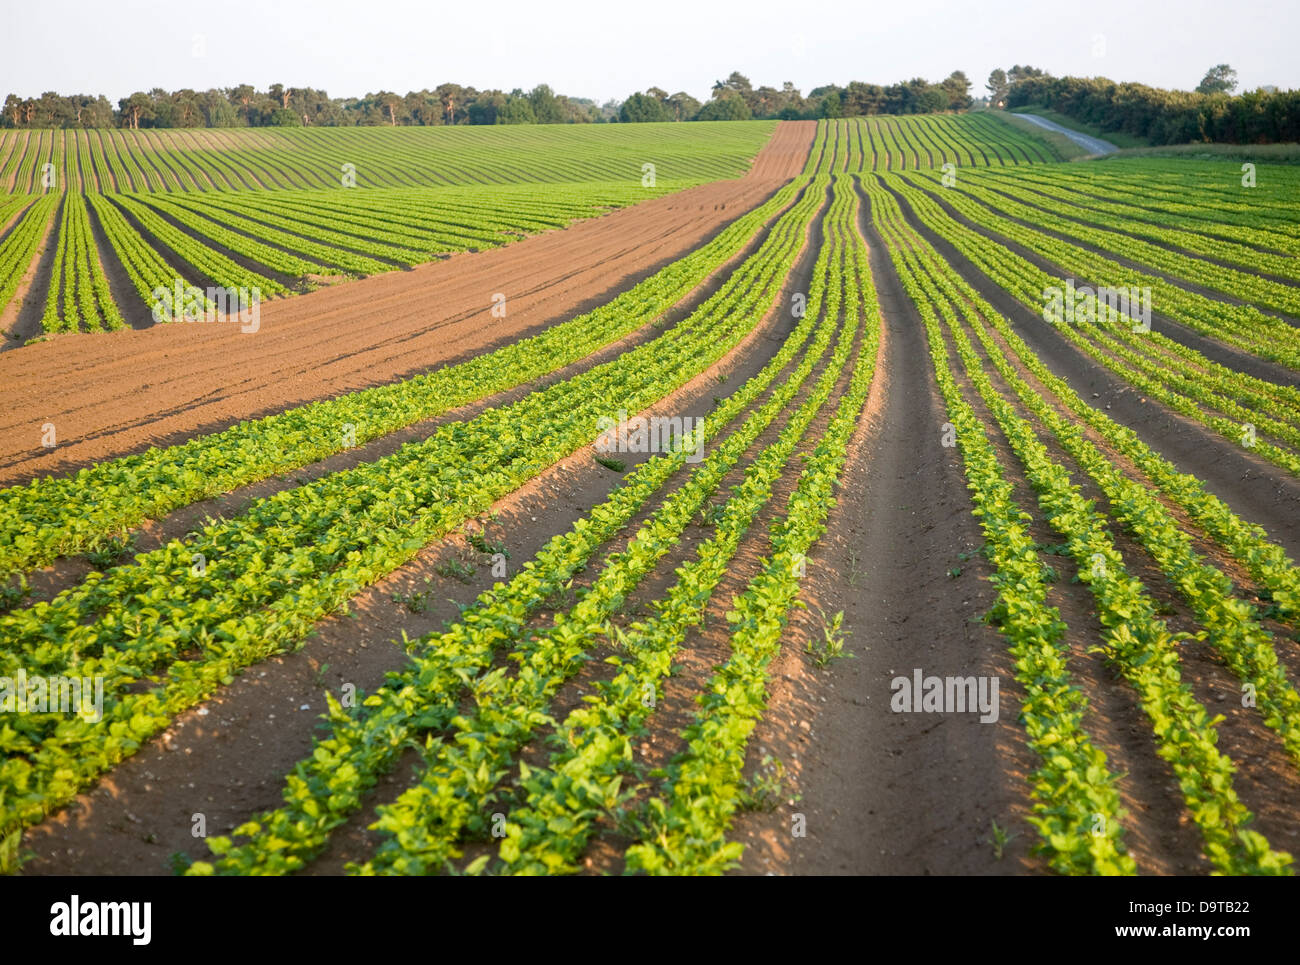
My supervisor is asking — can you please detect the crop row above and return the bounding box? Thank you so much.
[138,194,335,279]
[885,181,1300,762]
[881,173,1300,628]
[864,176,1135,875]
[0,195,58,319]
[925,170,1300,323]
[1079,160,1300,231]
[956,168,1300,292]
[82,192,213,317]
[192,168,863,877]
[360,239,849,874]
[4,179,714,333]
[0,165,829,843]
[39,193,125,333]
[191,130,872,877]
[622,174,880,874]
[2,118,1070,336]
[888,173,1300,476]
[980,166,1300,258]
[865,175,1295,875]
[895,169,1300,369]
[854,113,1057,172]
[367,176,859,876]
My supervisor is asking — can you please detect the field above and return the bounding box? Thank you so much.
[1,110,1298,877]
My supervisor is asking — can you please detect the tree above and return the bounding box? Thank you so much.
[499,93,536,124]
[915,85,950,113]
[665,91,701,121]
[941,71,972,111]
[986,69,1009,107]
[437,83,466,125]
[528,85,563,124]
[168,89,202,127]
[1196,64,1238,95]
[35,91,74,127]
[842,81,883,116]
[697,90,751,120]
[198,90,238,127]
[294,87,341,126]
[228,84,258,125]
[1007,65,1046,86]
[468,91,507,125]
[817,91,842,118]
[86,94,115,127]
[717,71,752,96]
[712,71,761,114]
[371,91,405,125]
[557,95,599,123]
[118,92,154,129]
[619,92,670,123]
[404,90,439,125]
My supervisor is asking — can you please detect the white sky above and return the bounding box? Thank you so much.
[2,0,1295,105]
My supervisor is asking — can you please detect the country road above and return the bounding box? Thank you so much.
[1013,112,1119,155]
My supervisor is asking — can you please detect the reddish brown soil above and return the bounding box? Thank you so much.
[0,121,816,487]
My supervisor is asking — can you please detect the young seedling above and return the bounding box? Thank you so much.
[392,577,434,612]
[988,819,1018,860]
[467,530,509,558]
[805,606,852,668]
[434,558,476,584]
[737,755,787,813]
[846,548,862,588]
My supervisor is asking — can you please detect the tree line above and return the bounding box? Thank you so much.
[988,64,1300,145]
[619,71,973,122]
[2,70,973,129]
[3,84,610,129]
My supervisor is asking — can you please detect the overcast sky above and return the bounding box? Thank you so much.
[2,0,1295,105]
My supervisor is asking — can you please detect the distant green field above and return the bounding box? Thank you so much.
[847,112,1063,169]
[1101,142,1300,163]
[0,121,777,193]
